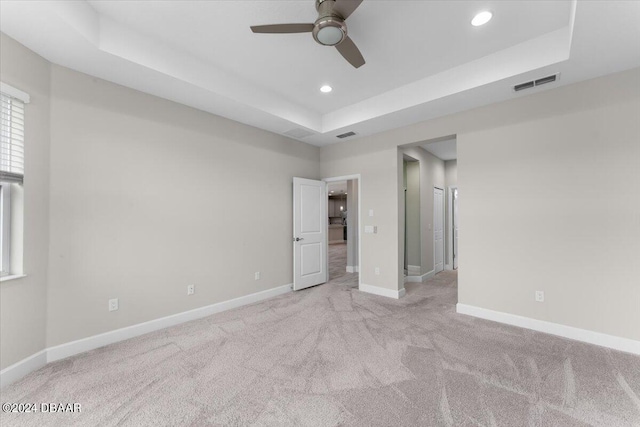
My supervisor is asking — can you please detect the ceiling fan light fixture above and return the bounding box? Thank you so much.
[250,0,365,68]
[313,19,347,46]
[471,11,493,26]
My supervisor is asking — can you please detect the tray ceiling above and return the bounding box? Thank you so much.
[1,1,639,146]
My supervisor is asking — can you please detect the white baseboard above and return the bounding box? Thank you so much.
[359,283,405,299]
[407,265,421,276]
[48,283,293,363]
[346,265,359,273]
[405,269,435,283]
[1,284,292,388]
[0,350,47,389]
[456,303,640,355]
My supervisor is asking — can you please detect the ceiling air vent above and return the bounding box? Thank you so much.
[514,81,535,92]
[336,131,356,139]
[513,73,559,92]
[535,74,557,86]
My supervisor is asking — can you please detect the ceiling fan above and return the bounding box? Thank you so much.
[251,0,366,69]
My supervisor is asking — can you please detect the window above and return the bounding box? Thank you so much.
[1,83,28,278]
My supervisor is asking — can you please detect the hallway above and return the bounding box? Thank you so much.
[328,242,351,282]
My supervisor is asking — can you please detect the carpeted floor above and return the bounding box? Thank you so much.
[2,245,639,426]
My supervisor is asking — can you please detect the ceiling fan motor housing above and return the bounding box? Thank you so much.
[313,0,347,46]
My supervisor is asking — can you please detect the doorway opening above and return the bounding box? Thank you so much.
[399,135,457,287]
[324,175,360,287]
[403,155,421,278]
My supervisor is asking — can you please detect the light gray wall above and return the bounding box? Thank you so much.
[0,34,51,370]
[445,160,457,188]
[45,65,320,347]
[457,101,640,340]
[321,67,640,341]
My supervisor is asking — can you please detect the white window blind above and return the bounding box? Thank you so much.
[0,92,25,184]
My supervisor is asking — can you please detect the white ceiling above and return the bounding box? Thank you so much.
[328,181,347,196]
[1,1,639,146]
[422,138,457,161]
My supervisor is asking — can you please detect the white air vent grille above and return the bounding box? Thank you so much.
[534,75,557,86]
[514,81,535,92]
[514,73,559,92]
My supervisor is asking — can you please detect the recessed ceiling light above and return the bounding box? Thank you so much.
[320,85,333,93]
[471,11,492,26]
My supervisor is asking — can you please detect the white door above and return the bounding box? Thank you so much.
[434,188,444,273]
[453,188,458,269]
[293,177,327,290]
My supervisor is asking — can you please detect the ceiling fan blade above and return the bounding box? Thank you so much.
[333,0,363,20]
[251,23,314,34]
[335,36,365,68]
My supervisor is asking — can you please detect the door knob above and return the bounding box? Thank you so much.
[294,237,304,241]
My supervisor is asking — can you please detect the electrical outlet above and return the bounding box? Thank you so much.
[375,267,380,275]
[108,298,119,312]
[187,285,195,295]
[535,291,544,302]
[255,272,260,280]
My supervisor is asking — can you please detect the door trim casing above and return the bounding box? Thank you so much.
[447,186,458,270]
[433,187,445,274]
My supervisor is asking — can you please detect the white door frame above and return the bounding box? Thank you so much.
[433,187,445,274]
[323,174,362,288]
[447,186,458,270]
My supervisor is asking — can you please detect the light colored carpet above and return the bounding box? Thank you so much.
[2,249,640,426]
